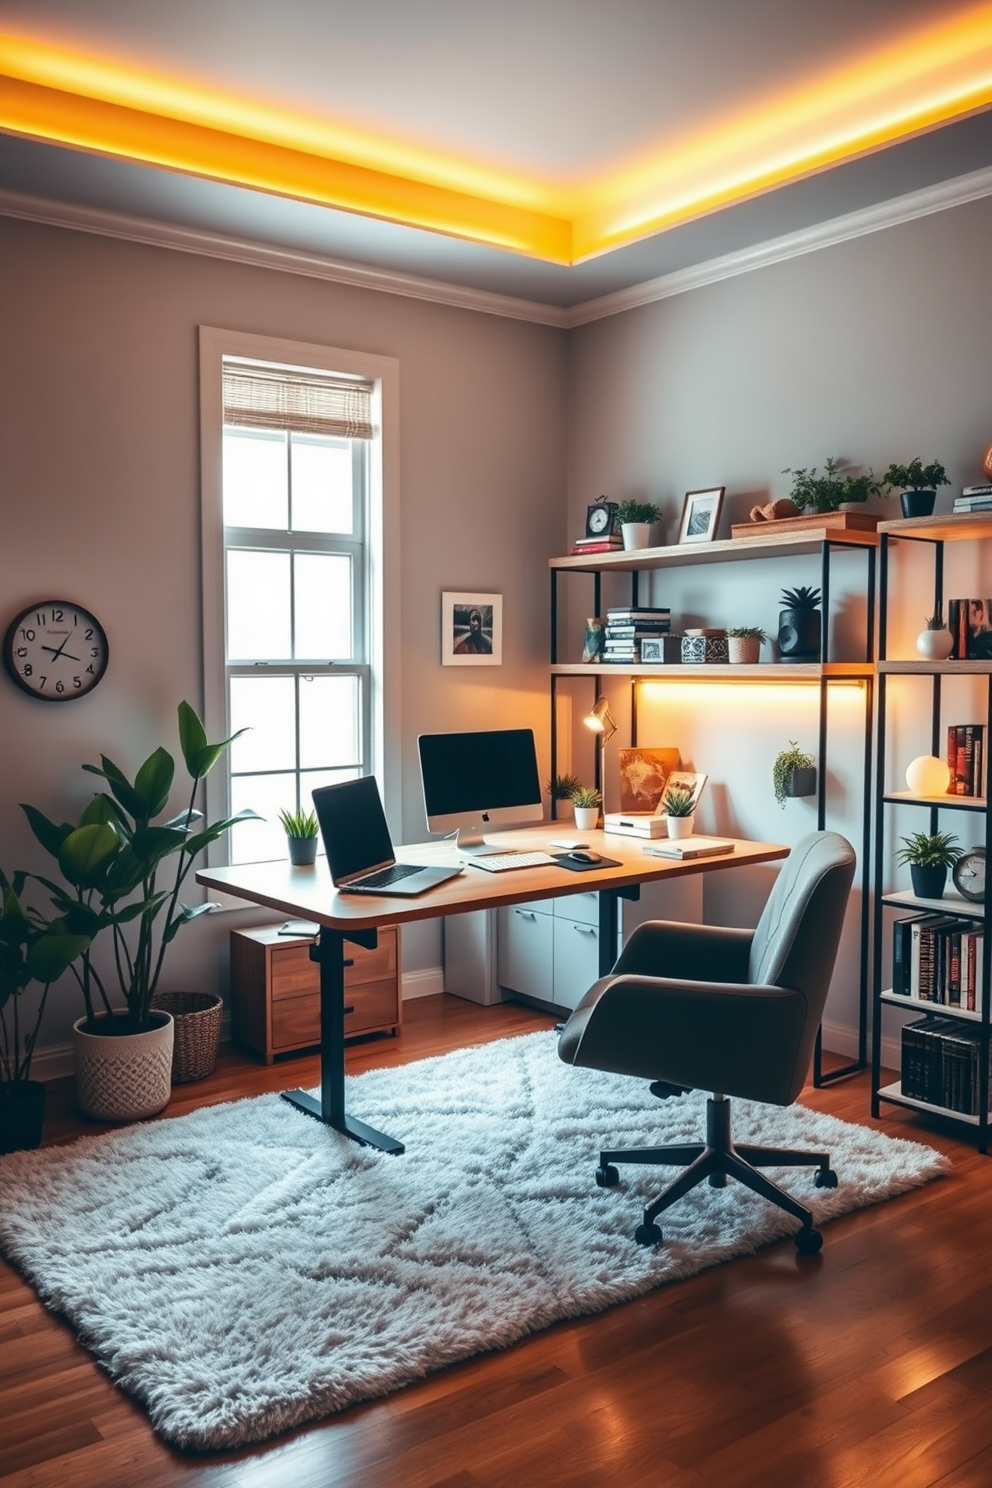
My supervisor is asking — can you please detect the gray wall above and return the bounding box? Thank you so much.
[0,216,566,1053]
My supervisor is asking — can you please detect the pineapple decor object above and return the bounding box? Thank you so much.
[777,585,821,663]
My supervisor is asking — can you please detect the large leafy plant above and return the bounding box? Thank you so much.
[784,458,880,513]
[22,702,256,1033]
[0,870,89,1083]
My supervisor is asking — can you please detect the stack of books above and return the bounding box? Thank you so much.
[953,484,992,514]
[901,1017,992,1114]
[892,912,984,1011]
[947,723,985,796]
[602,606,671,663]
[570,533,623,555]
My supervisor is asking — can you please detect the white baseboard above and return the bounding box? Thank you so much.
[402,967,445,1000]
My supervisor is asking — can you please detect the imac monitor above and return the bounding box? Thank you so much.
[418,728,543,854]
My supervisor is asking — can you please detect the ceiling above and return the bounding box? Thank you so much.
[2,1,992,312]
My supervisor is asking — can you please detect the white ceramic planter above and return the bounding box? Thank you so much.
[667,815,694,839]
[72,1012,174,1122]
[574,805,600,831]
[621,522,654,551]
[916,627,954,661]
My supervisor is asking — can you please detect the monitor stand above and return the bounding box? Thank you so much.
[454,825,503,856]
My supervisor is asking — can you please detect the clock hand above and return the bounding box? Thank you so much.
[41,640,81,663]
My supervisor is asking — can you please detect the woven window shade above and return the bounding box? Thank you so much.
[223,362,374,440]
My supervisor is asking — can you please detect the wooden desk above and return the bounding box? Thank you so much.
[197,826,787,1154]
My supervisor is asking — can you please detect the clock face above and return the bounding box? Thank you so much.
[586,501,616,537]
[953,848,986,904]
[3,601,108,702]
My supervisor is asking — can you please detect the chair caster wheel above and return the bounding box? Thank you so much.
[794,1227,823,1255]
[595,1165,620,1188]
[634,1222,663,1246]
[814,1168,838,1188]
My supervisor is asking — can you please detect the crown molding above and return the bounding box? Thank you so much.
[560,163,992,327]
[0,188,570,327]
[2,162,992,331]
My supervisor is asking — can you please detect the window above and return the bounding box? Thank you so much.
[200,330,399,867]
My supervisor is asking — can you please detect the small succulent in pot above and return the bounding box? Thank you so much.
[725,626,767,663]
[571,784,602,810]
[916,606,954,660]
[279,807,320,865]
[896,830,962,900]
[663,787,695,818]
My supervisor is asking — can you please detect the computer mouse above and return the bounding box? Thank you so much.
[568,850,601,865]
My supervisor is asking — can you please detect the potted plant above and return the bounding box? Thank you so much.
[22,702,257,1122]
[725,626,767,664]
[916,606,954,661]
[0,871,89,1152]
[784,458,880,514]
[896,830,962,900]
[571,784,602,830]
[547,772,579,821]
[615,499,660,551]
[777,585,821,662]
[663,785,695,838]
[773,742,816,807]
[881,459,951,519]
[278,807,320,866]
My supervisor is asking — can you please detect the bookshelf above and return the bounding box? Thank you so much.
[872,513,992,1151]
[549,525,877,1087]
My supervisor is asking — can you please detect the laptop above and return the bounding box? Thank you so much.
[312,777,465,896]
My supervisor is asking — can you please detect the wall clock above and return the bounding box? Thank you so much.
[952,847,986,904]
[3,600,109,701]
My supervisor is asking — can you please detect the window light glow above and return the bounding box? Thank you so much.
[2,7,991,264]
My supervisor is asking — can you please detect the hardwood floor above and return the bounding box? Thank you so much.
[2,995,990,1488]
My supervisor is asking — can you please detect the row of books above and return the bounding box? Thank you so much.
[947,723,985,797]
[892,912,985,1010]
[952,484,992,513]
[946,599,992,660]
[901,1017,992,1114]
[603,606,671,663]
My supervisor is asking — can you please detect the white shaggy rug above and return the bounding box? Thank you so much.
[0,1030,947,1451]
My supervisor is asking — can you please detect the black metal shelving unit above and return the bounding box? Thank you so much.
[549,526,877,1088]
[872,513,992,1152]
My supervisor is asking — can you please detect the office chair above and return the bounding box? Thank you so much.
[558,831,856,1253]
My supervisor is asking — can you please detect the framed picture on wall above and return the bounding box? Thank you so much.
[677,487,725,545]
[441,592,502,665]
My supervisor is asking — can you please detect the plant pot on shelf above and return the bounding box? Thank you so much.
[727,636,761,664]
[777,608,821,662]
[0,1080,46,1154]
[72,1011,174,1122]
[666,815,694,839]
[151,991,223,1083]
[574,805,600,831]
[287,836,318,866]
[916,627,954,660]
[621,522,653,551]
[900,490,937,518]
[909,863,947,900]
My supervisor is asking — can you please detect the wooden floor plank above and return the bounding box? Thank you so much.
[1,994,990,1488]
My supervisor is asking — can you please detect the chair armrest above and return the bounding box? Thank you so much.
[612,920,753,984]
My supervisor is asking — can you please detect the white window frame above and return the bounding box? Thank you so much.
[199,326,400,867]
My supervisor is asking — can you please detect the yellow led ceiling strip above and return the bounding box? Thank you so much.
[1,7,991,266]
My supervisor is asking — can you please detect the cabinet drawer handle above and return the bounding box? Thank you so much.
[514,909,537,919]
[573,924,597,935]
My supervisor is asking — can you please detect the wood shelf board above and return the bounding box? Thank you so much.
[551,527,878,573]
[877,1080,981,1125]
[878,512,992,542]
[551,661,873,679]
[882,887,984,916]
[883,790,987,810]
[879,659,992,675]
[880,991,982,1021]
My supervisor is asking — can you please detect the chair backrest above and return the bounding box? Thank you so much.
[749,829,856,1013]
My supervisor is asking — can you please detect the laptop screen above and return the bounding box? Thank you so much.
[312,777,395,884]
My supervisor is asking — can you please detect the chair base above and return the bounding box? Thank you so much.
[598,1094,836,1252]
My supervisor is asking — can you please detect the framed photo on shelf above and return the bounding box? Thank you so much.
[677,487,725,545]
[441,592,502,666]
[660,770,708,813]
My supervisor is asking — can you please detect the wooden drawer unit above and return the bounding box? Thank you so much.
[230,924,401,1063]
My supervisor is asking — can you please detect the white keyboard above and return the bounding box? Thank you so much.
[468,851,558,873]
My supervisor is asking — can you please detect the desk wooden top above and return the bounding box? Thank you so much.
[196,825,788,932]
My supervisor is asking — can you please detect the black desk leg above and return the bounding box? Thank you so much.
[598,885,640,975]
[281,927,405,1154]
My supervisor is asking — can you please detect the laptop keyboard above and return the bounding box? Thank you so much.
[355,863,422,889]
[468,851,557,873]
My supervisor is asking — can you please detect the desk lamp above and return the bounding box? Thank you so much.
[583,697,618,799]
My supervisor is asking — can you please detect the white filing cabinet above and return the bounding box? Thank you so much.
[497,891,603,1012]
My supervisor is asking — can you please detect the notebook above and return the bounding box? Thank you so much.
[312,777,464,896]
[643,836,735,860]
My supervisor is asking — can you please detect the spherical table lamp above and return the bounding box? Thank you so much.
[905,754,951,796]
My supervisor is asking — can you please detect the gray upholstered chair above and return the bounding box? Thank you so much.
[558,831,856,1253]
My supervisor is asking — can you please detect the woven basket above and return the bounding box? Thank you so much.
[151,991,223,1084]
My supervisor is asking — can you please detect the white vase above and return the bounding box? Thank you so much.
[621,522,654,551]
[72,1012,174,1122]
[667,815,694,839]
[574,805,600,831]
[916,627,954,661]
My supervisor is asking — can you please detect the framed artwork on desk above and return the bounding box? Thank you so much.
[678,487,725,544]
[441,592,502,665]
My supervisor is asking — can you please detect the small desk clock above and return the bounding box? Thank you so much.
[585,499,618,538]
[953,847,986,904]
[3,600,109,701]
